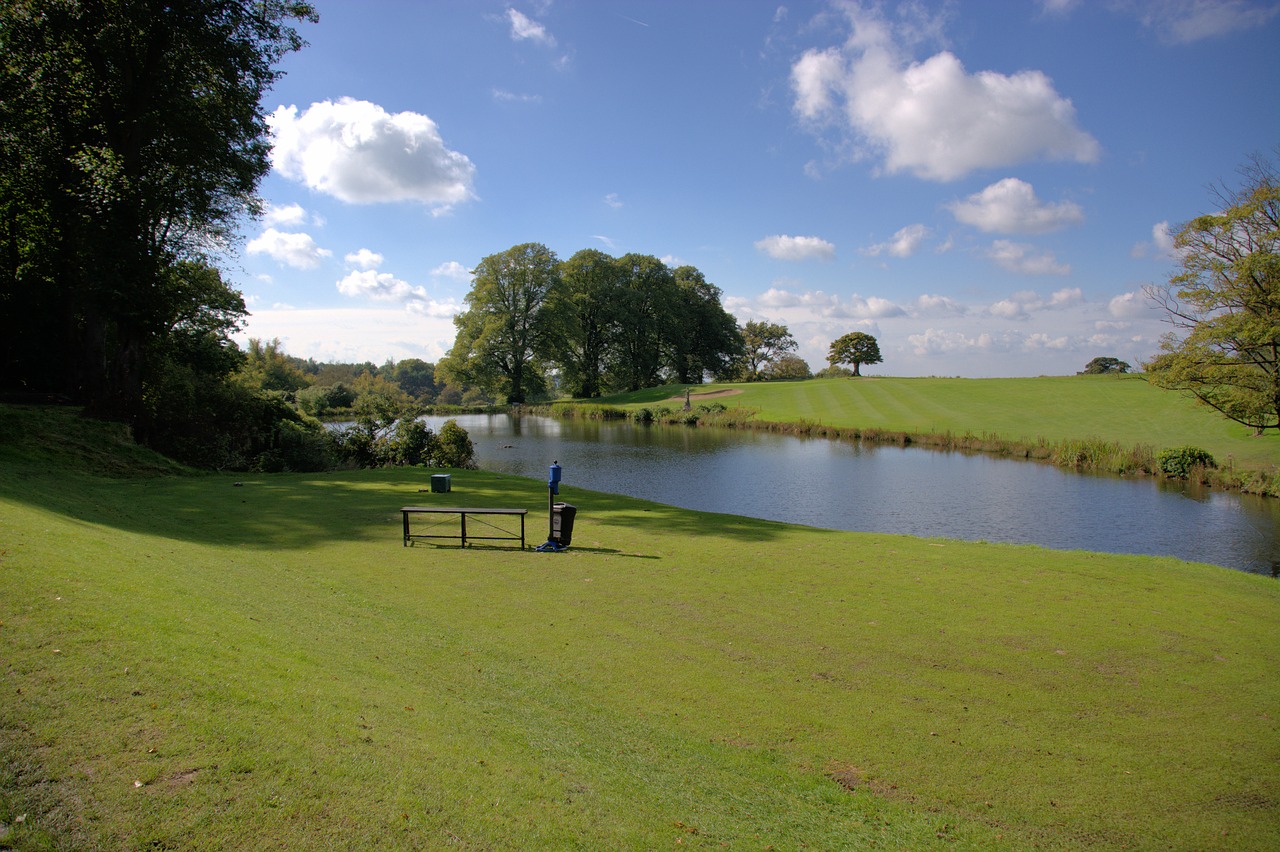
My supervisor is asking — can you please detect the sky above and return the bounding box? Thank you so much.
[228,0,1280,377]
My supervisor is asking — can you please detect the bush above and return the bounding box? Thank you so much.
[1157,446,1217,478]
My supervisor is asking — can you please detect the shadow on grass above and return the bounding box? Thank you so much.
[0,465,790,552]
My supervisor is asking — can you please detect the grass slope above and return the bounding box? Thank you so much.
[601,376,1279,470]
[1,406,1278,850]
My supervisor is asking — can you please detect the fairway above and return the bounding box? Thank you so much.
[605,375,1279,471]
[2,408,1277,850]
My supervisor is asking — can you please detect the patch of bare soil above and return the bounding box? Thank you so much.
[667,388,743,402]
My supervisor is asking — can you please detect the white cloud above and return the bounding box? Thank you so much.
[913,294,967,316]
[344,248,384,270]
[268,98,477,211]
[604,192,623,209]
[263,202,308,227]
[234,307,459,364]
[790,5,1099,181]
[1131,220,1180,259]
[337,269,424,302]
[908,328,996,356]
[507,8,556,45]
[1108,290,1153,318]
[246,228,332,269]
[986,240,1071,275]
[948,178,1084,234]
[1129,0,1280,43]
[755,234,836,261]
[335,269,463,320]
[430,261,473,282]
[493,89,543,104]
[864,223,931,257]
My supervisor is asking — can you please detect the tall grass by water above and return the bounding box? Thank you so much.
[1,404,1277,850]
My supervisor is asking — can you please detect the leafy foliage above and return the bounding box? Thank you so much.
[738,321,798,381]
[1080,357,1131,374]
[828,332,883,376]
[1145,153,1280,433]
[1156,446,1217,478]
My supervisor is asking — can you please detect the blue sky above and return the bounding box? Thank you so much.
[229,0,1280,377]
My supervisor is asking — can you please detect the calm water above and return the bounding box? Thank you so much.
[415,414,1279,576]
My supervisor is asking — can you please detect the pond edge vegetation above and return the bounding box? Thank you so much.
[526,399,1280,498]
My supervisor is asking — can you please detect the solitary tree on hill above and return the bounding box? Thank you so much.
[828,332,883,376]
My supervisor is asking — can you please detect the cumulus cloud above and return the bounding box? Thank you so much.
[344,248,384,270]
[430,260,473,282]
[337,269,423,302]
[246,228,332,269]
[263,202,308,228]
[1131,220,1180,259]
[986,240,1071,275]
[908,328,996,356]
[1108,290,1153,318]
[790,5,1099,180]
[755,234,837,261]
[864,223,931,257]
[948,178,1084,233]
[268,98,477,211]
[913,294,967,316]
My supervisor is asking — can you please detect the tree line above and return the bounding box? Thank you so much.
[437,242,886,403]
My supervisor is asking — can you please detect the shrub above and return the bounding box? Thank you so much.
[1157,446,1217,478]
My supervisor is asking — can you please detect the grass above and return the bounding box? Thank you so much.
[1,405,1278,850]
[576,376,1280,494]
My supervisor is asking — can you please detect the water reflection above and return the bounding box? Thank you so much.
[416,414,1278,576]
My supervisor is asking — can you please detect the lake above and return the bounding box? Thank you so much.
[409,413,1279,576]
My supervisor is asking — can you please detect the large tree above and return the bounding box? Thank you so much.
[739,321,797,381]
[828,331,883,377]
[0,0,316,418]
[550,248,624,398]
[440,243,561,404]
[607,254,677,392]
[1144,154,1280,434]
[665,266,744,384]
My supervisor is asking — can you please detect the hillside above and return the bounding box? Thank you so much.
[1,403,1277,849]
[597,375,1278,471]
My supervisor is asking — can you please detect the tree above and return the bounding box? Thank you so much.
[440,243,561,404]
[764,354,812,381]
[0,0,317,420]
[1079,357,1131,375]
[550,248,624,398]
[739,321,797,381]
[607,254,678,392]
[392,358,439,401]
[828,331,883,376]
[1144,154,1280,434]
[664,266,744,384]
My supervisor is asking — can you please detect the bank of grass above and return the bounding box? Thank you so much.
[1,405,1277,850]
[563,375,1280,494]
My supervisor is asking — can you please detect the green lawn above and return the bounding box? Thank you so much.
[1,406,1277,850]
[600,376,1279,470]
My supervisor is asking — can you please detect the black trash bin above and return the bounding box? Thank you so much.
[551,502,576,546]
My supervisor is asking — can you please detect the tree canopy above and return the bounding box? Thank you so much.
[828,332,883,376]
[1079,357,1131,375]
[444,244,744,399]
[0,0,316,429]
[739,321,797,381]
[440,243,561,404]
[1144,153,1280,434]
